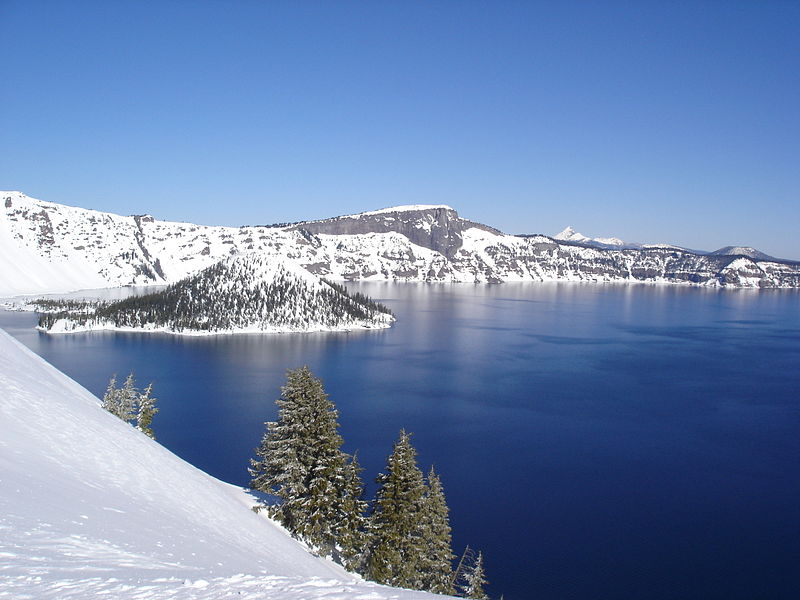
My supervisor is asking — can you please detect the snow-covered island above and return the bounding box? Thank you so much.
[0,329,446,599]
[34,254,394,335]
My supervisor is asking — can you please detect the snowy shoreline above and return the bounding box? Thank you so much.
[38,319,393,336]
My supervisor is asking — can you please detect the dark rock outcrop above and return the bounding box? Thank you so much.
[291,206,499,259]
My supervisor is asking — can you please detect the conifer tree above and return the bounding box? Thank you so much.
[101,373,157,439]
[367,429,427,589]
[136,382,158,439]
[118,373,138,423]
[249,366,348,556]
[101,374,120,417]
[337,452,369,573]
[101,372,136,422]
[460,550,489,599]
[419,466,455,594]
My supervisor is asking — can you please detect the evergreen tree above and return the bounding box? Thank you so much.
[367,429,427,589]
[101,374,120,417]
[337,452,369,573]
[136,382,158,439]
[460,550,489,600]
[101,373,157,439]
[419,466,455,594]
[249,366,348,556]
[118,373,138,423]
[101,372,136,422]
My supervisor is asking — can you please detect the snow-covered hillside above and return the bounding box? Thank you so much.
[36,254,394,335]
[2,191,799,292]
[0,329,444,599]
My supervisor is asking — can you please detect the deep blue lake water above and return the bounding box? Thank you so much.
[2,283,799,600]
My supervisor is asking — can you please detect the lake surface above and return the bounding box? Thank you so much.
[2,283,799,600]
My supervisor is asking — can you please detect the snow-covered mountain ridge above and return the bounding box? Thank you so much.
[0,328,444,599]
[2,190,799,294]
[36,254,394,335]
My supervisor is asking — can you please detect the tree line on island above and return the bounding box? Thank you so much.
[99,366,491,598]
[35,260,393,333]
[250,366,490,598]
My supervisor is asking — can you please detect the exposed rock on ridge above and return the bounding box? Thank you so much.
[291,205,501,259]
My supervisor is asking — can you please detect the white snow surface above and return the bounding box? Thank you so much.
[0,198,110,296]
[0,329,444,599]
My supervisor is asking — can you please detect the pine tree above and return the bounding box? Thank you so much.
[102,373,157,439]
[117,372,138,424]
[337,452,369,573]
[418,466,455,594]
[460,550,489,599]
[136,382,158,439]
[249,366,348,556]
[101,372,135,423]
[367,429,427,589]
[101,374,120,417]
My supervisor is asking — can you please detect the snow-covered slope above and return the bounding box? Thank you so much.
[38,254,394,335]
[2,191,799,292]
[0,329,443,599]
[0,198,111,295]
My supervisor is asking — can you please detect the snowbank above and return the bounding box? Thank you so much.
[0,329,444,599]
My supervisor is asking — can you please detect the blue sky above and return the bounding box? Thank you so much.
[2,1,798,258]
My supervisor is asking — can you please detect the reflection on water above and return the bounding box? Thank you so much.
[2,284,168,304]
[1,282,799,600]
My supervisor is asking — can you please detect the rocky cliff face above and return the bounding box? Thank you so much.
[2,191,799,295]
[292,206,502,258]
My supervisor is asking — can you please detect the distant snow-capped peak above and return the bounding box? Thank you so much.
[554,226,626,247]
[553,226,587,242]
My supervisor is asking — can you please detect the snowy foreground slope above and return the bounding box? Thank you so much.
[0,330,444,599]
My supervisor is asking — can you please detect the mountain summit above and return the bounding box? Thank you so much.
[291,204,500,258]
[553,226,626,247]
[709,246,776,261]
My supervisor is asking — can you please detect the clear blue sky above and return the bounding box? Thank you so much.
[2,1,798,258]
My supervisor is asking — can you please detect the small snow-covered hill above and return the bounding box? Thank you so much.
[37,254,394,334]
[0,329,444,599]
[2,190,799,291]
[709,246,777,261]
